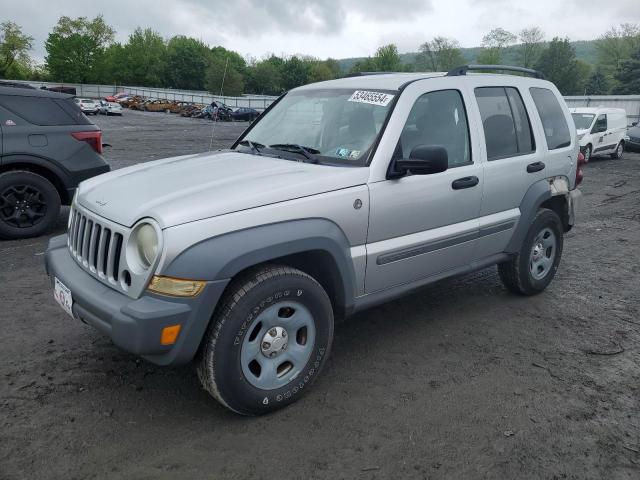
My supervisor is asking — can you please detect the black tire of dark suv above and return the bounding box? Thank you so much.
[0,170,61,239]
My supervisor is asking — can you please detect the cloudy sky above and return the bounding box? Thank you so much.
[4,0,640,62]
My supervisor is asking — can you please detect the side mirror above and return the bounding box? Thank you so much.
[392,145,448,177]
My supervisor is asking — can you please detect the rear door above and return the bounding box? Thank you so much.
[471,83,542,258]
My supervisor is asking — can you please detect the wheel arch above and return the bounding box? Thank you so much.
[163,219,358,316]
[0,155,73,204]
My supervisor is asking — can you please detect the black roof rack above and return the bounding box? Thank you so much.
[344,71,391,78]
[446,65,545,79]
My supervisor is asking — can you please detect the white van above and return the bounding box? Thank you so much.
[570,107,628,161]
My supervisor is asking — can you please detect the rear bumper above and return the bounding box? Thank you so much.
[44,234,229,366]
[568,188,582,226]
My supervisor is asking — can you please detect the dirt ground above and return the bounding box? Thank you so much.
[1,110,639,479]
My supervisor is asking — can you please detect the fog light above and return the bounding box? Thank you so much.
[161,324,181,345]
[148,275,205,297]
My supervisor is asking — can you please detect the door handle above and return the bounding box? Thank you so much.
[526,161,545,173]
[452,176,479,190]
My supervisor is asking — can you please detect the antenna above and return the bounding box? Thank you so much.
[208,56,229,151]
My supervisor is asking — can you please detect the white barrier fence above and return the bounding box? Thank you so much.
[1,79,278,110]
[564,96,640,125]
[2,79,639,122]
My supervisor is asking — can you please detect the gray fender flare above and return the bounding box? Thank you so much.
[163,219,357,311]
[505,179,552,254]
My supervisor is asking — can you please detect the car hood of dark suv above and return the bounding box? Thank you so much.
[77,151,370,228]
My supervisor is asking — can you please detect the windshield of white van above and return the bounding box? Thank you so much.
[238,88,396,165]
[572,113,595,130]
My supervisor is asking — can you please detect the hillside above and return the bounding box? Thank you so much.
[338,40,598,72]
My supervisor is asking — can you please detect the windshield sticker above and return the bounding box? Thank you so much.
[4,119,16,126]
[349,150,361,159]
[336,148,351,158]
[348,90,394,107]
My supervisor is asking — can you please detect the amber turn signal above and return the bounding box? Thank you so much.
[147,275,205,297]
[161,324,181,345]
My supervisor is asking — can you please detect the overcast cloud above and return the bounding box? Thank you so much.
[3,0,640,62]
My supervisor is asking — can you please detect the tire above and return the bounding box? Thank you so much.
[582,144,592,162]
[0,170,61,240]
[498,208,564,296]
[610,141,624,159]
[197,265,334,415]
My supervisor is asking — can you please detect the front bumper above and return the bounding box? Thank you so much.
[44,235,229,366]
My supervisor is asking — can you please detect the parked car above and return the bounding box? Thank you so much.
[0,86,109,239]
[98,100,123,116]
[74,98,100,115]
[625,123,640,151]
[570,107,628,161]
[45,65,583,415]
[231,107,261,122]
[104,92,130,103]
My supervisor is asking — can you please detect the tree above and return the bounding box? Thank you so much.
[596,23,640,71]
[121,28,166,86]
[477,28,517,64]
[245,56,283,95]
[281,56,310,90]
[519,27,544,68]
[164,36,211,89]
[45,15,115,83]
[613,45,640,94]
[535,37,583,95]
[308,61,333,83]
[585,67,610,95]
[206,55,244,96]
[0,21,33,78]
[373,44,402,71]
[417,36,465,71]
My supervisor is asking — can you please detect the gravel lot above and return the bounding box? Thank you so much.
[1,110,639,479]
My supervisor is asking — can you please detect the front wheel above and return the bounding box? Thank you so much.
[197,265,334,415]
[498,208,564,295]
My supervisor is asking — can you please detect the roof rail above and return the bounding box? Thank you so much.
[446,65,545,79]
[344,71,391,78]
[0,80,36,89]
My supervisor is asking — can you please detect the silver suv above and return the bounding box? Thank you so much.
[45,65,584,415]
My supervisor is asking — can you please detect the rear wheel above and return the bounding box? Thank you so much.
[197,265,334,415]
[498,208,563,295]
[611,141,624,159]
[0,170,61,239]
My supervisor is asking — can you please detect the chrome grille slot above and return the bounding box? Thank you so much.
[66,203,149,298]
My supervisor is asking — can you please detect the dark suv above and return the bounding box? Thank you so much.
[0,86,110,239]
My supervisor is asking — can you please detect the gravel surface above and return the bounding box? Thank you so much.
[1,110,639,479]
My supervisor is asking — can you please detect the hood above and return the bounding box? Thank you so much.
[77,151,370,228]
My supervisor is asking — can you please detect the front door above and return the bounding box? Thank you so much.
[365,85,483,293]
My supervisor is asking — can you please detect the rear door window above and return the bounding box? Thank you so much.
[475,87,535,160]
[0,95,89,126]
[529,87,571,150]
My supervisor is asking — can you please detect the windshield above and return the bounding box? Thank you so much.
[572,113,595,130]
[238,88,396,165]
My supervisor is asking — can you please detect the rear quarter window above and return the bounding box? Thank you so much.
[0,95,91,126]
[529,87,571,150]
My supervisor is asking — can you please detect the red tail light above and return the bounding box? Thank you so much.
[576,151,586,186]
[71,131,103,154]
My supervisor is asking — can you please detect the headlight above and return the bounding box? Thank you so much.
[127,220,161,271]
[625,134,630,141]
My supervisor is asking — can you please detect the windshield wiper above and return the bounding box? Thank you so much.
[238,139,265,155]
[268,143,320,163]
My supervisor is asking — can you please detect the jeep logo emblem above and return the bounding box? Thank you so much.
[95,199,108,206]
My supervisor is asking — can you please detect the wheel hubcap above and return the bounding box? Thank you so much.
[529,227,556,280]
[0,184,47,228]
[241,301,316,390]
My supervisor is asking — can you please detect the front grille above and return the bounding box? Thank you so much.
[630,136,640,143]
[68,208,124,281]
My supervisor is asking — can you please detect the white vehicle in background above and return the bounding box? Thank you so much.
[74,98,100,115]
[98,100,123,116]
[570,107,628,161]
